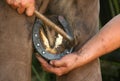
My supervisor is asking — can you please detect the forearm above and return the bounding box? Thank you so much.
[76,14,120,67]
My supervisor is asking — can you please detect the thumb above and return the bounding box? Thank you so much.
[50,59,66,67]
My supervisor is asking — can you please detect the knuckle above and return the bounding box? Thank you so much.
[7,0,11,4]
[56,71,62,76]
[21,2,26,7]
[21,3,25,7]
[57,73,62,76]
[13,2,18,6]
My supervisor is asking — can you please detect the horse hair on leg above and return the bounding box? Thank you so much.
[46,0,102,81]
[0,0,35,81]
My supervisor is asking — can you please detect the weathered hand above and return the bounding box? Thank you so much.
[6,0,35,16]
[36,53,79,76]
[6,0,49,16]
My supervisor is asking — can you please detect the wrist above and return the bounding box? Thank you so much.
[74,49,93,68]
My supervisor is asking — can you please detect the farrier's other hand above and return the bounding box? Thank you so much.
[6,0,35,16]
[36,53,79,76]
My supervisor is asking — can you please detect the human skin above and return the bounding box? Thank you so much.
[36,14,120,76]
[5,0,102,80]
[6,0,35,16]
[36,1,101,80]
[0,1,49,81]
[6,0,102,78]
[6,0,49,16]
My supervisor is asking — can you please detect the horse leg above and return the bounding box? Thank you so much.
[0,1,35,81]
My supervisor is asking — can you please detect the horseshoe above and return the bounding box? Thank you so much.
[34,10,73,41]
[32,11,74,60]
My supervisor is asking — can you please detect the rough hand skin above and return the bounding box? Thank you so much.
[47,0,102,81]
[0,0,102,81]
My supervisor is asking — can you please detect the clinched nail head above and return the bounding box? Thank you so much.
[37,43,40,47]
[42,51,45,54]
[35,34,38,37]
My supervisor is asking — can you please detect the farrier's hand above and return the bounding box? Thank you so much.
[6,0,35,16]
[6,0,50,16]
[36,53,79,76]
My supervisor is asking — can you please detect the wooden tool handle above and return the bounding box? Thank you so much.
[34,10,73,41]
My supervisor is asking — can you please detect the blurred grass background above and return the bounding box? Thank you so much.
[100,0,120,81]
[32,0,120,81]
